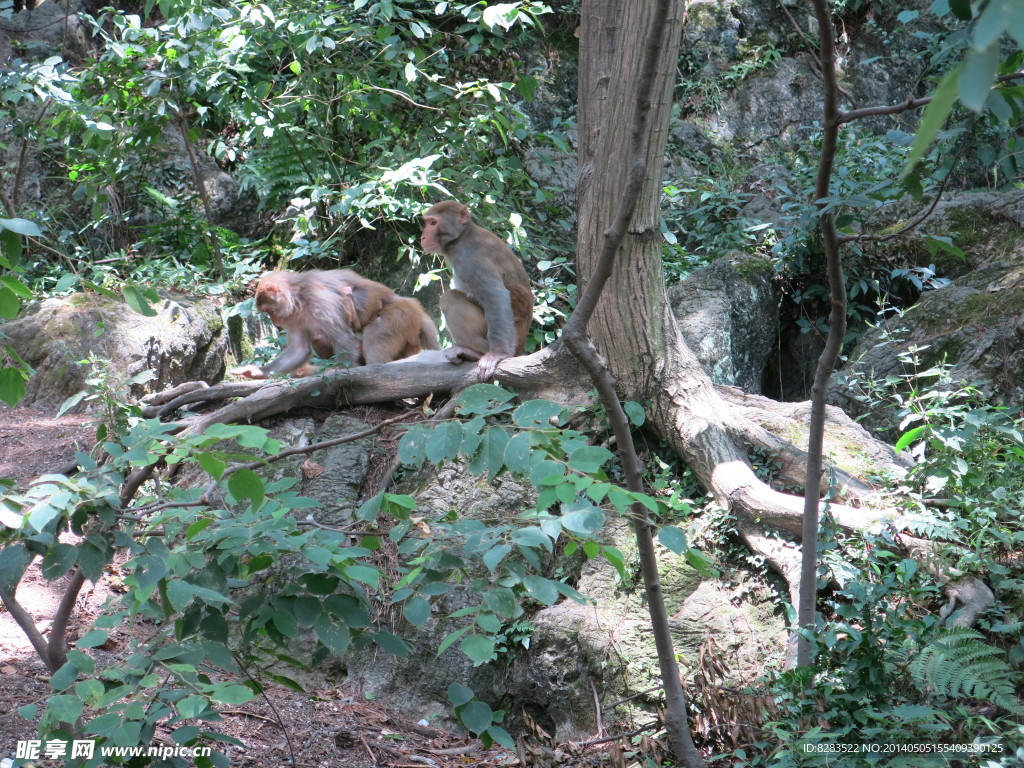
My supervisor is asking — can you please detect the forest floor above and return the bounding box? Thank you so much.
[0,403,511,768]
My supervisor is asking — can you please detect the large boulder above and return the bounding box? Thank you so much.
[668,251,779,394]
[831,189,1024,433]
[1,291,227,408]
[338,462,786,741]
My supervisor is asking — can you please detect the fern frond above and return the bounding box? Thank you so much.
[910,627,1022,713]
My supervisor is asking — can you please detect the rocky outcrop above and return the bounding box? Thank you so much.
[668,251,779,394]
[1,292,227,408]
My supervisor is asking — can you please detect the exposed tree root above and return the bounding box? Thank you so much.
[145,340,995,657]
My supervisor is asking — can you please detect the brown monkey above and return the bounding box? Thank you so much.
[420,200,533,380]
[231,270,440,379]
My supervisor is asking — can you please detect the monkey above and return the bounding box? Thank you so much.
[420,200,534,381]
[230,269,440,379]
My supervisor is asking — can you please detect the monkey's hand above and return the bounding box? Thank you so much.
[475,352,510,381]
[229,364,268,380]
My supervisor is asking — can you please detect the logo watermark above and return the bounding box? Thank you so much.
[14,740,212,761]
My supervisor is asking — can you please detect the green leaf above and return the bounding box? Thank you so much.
[197,453,226,480]
[123,284,159,317]
[503,432,532,474]
[403,596,431,626]
[315,616,351,657]
[560,502,604,536]
[172,725,201,745]
[905,65,962,173]
[438,625,472,656]
[0,542,32,593]
[75,678,104,704]
[658,525,688,555]
[0,286,19,319]
[948,0,971,19]
[484,587,519,617]
[567,445,614,474]
[0,276,32,299]
[459,699,493,733]
[512,399,562,428]
[476,612,502,633]
[685,547,718,577]
[293,596,322,627]
[0,229,22,266]
[54,272,79,292]
[77,540,108,581]
[468,426,509,478]
[516,75,538,101]
[373,631,411,657]
[42,543,78,580]
[425,421,463,465]
[47,694,83,723]
[895,425,926,452]
[0,367,26,407]
[454,383,516,414]
[18,703,38,720]
[482,543,511,572]
[510,526,552,551]
[972,0,1008,50]
[77,629,110,648]
[268,673,306,693]
[601,545,627,579]
[959,44,999,112]
[228,468,265,510]
[0,217,43,237]
[50,660,78,691]
[522,575,559,606]
[343,564,380,587]
[448,681,475,706]
[273,609,298,638]
[177,695,209,719]
[461,634,496,665]
[211,683,255,705]
[484,724,513,749]
[623,400,646,426]
[165,580,195,611]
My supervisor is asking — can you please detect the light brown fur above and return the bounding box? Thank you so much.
[232,269,439,379]
[421,200,534,380]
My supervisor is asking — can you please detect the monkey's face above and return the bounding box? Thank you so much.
[254,279,293,325]
[420,213,448,254]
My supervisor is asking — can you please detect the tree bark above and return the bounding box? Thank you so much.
[575,2,707,766]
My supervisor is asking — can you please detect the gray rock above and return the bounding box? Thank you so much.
[668,251,779,394]
[1,291,226,408]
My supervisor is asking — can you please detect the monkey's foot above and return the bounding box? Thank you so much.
[444,346,482,365]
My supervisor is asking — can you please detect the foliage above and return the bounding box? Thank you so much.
[722,337,1024,766]
[910,627,1021,713]
[0,375,707,763]
[0,0,576,357]
[721,539,1019,767]
[661,177,764,281]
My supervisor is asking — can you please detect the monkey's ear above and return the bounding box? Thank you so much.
[261,282,282,297]
[457,206,471,223]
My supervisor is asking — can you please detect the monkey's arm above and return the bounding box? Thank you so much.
[231,329,313,380]
[260,328,314,376]
[465,264,517,357]
[469,269,517,380]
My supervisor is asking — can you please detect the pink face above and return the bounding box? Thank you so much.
[420,214,444,253]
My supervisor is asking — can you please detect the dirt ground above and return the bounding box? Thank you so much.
[0,404,513,767]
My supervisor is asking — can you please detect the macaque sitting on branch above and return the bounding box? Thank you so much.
[231,269,440,379]
[420,200,534,380]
